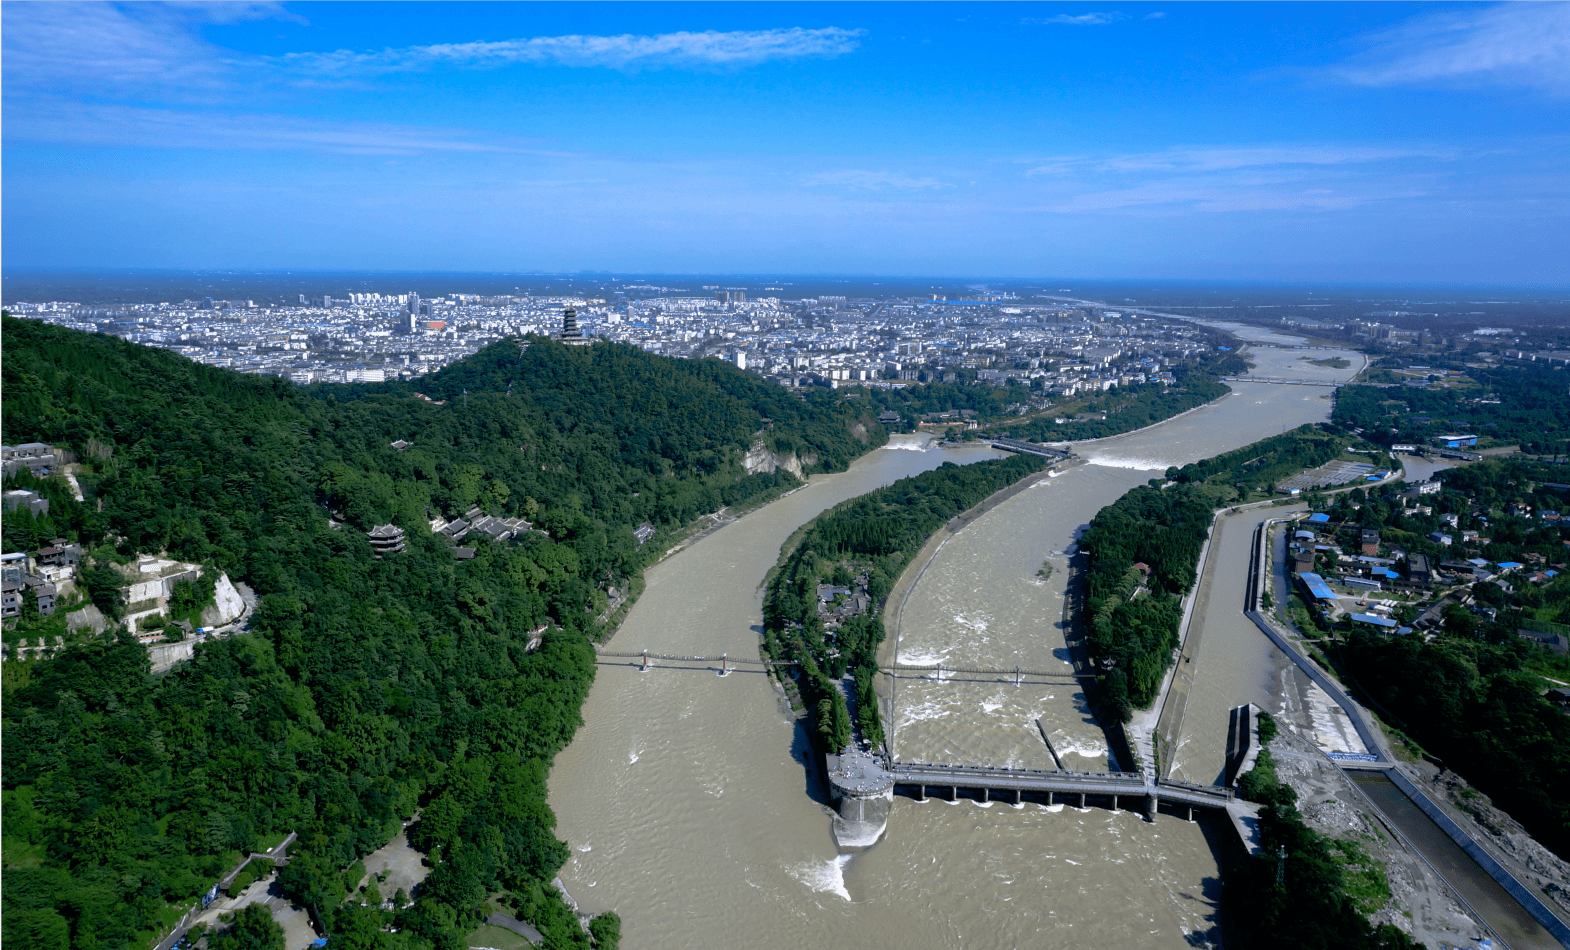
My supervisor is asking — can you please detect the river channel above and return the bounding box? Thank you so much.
[548,338,1362,949]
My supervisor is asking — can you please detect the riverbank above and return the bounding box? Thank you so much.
[599,444,895,645]
[762,453,1053,752]
[1045,389,1237,450]
[877,459,1079,757]
[1046,348,1363,452]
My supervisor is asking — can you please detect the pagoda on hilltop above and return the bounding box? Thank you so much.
[557,306,590,345]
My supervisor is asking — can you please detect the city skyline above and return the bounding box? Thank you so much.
[3,2,1569,282]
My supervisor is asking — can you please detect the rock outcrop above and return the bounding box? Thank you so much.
[201,574,246,627]
[742,441,818,478]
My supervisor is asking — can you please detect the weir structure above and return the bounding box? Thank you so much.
[982,437,1075,460]
[593,647,1234,846]
[1221,375,1341,387]
[823,751,1239,848]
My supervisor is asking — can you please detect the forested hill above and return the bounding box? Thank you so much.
[0,315,884,950]
[393,335,877,476]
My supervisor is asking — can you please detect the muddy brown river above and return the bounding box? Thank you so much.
[548,337,1363,949]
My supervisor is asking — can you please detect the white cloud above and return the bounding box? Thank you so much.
[280,27,867,78]
[1033,181,1421,214]
[1023,13,1125,26]
[803,170,951,190]
[1018,143,1456,216]
[5,101,560,155]
[1026,145,1436,177]
[0,2,298,99]
[0,12,869,152]
[3,3,223,97]
[1,11,864,106]
[1144,12,1167,21]
[1331,3,1570,93]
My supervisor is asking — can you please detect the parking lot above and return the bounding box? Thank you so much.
[1277,459,1378,493]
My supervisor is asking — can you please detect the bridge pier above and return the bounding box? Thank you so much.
[1113,794,1119,811]
[639,650,650,672]
[1146,791,1158,823]
[717,653,729,677]
[1187,805,1194,822]
[1078,793,1086,808]
[918,785,926,802]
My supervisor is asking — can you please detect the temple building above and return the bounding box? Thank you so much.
[557,306,590,346]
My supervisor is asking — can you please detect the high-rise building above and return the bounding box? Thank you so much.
[407,292,420,316]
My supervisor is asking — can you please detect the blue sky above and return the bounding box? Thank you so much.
[3,2,1567,281]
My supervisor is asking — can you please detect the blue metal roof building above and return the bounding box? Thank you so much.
[1297,572,1337,603]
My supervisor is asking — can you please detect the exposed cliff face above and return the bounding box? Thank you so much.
[742,440,818,478]
[201,574,246,627]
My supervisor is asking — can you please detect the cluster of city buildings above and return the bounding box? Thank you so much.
[5,289,1221,392]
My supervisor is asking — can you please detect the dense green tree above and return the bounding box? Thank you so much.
[1227,802,1423,950]
[206,904,284,950]
[1334,362,1570,449]
[763,454,1047,751]
[1342,631,1570,860]
[1081,425,1351,720]
[1,316,887,949]
[588,911,621,950]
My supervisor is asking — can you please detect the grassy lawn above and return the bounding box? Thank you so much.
[1328,837,1393,916]
[467,923,538,950]
[255,830,289,852]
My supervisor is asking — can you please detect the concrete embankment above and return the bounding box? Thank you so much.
[1349,770,1570,950]
[1244,517,1570,947]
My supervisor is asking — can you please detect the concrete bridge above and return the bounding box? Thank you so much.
[595,649,795,674]
[1222,375,1342,387]
[595,650,1092,685]
[984,437,1075,459]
